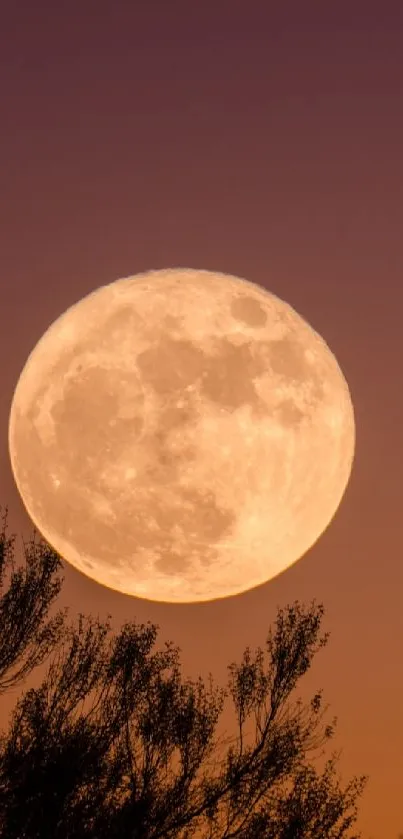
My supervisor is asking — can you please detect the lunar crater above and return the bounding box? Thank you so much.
[230,294,268,327]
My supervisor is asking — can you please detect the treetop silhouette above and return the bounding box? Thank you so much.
[0,507,368,838]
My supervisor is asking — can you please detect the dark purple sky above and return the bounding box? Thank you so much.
[1,5,403,836]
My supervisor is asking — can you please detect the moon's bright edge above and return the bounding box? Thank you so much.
[8,268,355,602]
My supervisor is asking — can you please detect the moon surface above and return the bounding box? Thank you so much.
[8,268,355,603]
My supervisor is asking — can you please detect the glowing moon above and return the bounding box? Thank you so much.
[8,268,355,603]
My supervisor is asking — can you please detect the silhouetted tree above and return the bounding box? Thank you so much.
[0,513,368,838]
[0,505,67,693]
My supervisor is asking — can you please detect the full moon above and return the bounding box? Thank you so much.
[8,268,355,603]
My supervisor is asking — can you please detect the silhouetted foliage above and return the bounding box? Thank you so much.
[0,514,368,838]
[0,506,68,693]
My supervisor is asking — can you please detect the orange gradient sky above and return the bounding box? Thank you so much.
[1,5,402,837]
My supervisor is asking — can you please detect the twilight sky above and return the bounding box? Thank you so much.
[1,5,403,837]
